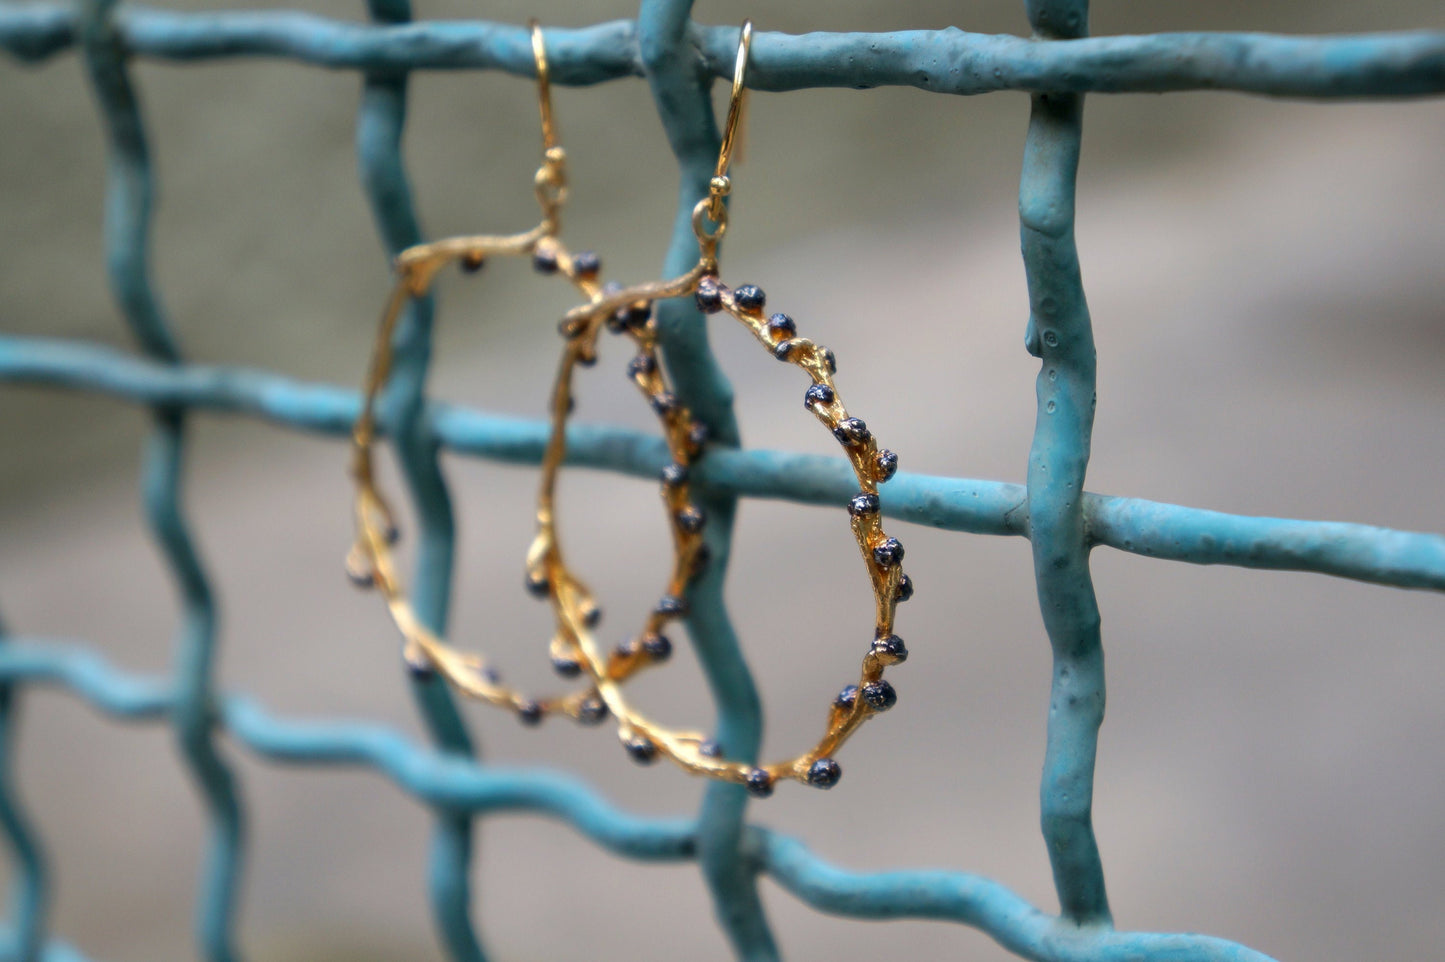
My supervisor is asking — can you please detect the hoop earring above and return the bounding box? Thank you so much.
[345,22,649,727]
[554,21,912,795]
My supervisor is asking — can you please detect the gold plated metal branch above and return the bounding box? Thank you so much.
[552,22,914,795]
[346,22,653,727]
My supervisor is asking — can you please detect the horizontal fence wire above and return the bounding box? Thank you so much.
[1,2,1443,961]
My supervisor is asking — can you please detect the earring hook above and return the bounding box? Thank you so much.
[531,20,559,153]
[700,21,752,236]
[529,20,567,219]
[715,20,752,183]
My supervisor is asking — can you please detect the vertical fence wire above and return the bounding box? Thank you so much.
[1019,0,1112,927]
[637,3,776,958]
[355,1,486,959]
[77,2,247,960]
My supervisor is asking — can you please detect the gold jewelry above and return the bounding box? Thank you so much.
[346,22,648,726]
[554,22,912,795]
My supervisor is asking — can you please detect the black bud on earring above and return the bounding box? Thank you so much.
[767,313,796,338]
[847,492,880,517]
[804,383,835,409]
[745,768,775,798]
[627,353,656,379]
[806,758,842,789]
[861,680,898,712]
[572,250,601,277]
[460,251,485,274]
[832,418,871,446]
[642,634,673,661]
[834,684,859,710]
[695,278,724,314]
[894,573,915,602]
[870,634,908,664]
[532,248,559,275]
[875,449,899,482]
[625,735,659,764]
[656,595,689,617]
[577,697,609,725]
[733,284,766,313]
[660,463,689,488]
[873,538,905,567]
[517,700,544,726]
[676,505,706,534]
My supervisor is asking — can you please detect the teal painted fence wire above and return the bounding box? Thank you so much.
[1,2,1443,961]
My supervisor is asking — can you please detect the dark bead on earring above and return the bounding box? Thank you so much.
[656,594,689,617]
[576,349,598,368]
[848,492,881,517]
[660,463,689,488]
[862,680,898,712]
[875,449,899,482]
[480,666,502,685]
[625,735,658,764]
[403,647,434,681]
[517,700,544,726]
[676,505,706,534]
[834,684,859,710]
[572,250,601,277]
[821,348,838,373]
[582,604,603,629]
[460,251,485,274]
[690,542,712,579]
[621,303,652,329]
[614,638,639,659]
[895,573,915,602]
[577,697,609,725]
[698,739,722,758]
[552,654,582,678]
[651,392,679,416]
[745,768,775,798]
[767,313,796,338]
[525,571,550,598]
[833,418,871,446]
[807,758,842,789]
[773,339,796,362]
[871,634,908,664]
[347,566,375,589]
[804,383,835,408]
[873,538,905,567]
[627,353,656,379]
[532,248,559,275]
[642,634,673,661]
[733,284,766,313]
[695,278,724,314]
[687,421,710,451]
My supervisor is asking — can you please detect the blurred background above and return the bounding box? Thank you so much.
[2,0,1445,960]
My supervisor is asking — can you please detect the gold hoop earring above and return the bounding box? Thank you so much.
[346,22,652,727]
[554,21,912,795]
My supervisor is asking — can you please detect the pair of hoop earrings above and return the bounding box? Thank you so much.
[347,22,912,797]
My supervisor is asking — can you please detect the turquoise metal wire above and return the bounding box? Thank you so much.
[2,2,1444,961]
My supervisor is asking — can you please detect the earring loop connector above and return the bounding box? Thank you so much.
[698,21,752,245]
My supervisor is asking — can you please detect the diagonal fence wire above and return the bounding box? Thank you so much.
[1,1,1443,961]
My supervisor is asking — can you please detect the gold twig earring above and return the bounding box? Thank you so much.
[554,21,912,796]
[346,22,633,726]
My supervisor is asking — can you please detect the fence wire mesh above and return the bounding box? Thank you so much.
[1,2,1444,961]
